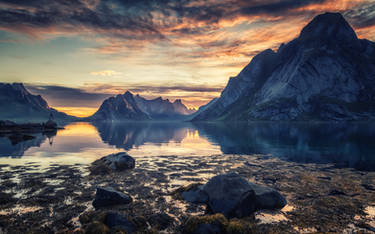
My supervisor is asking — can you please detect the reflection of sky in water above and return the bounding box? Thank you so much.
[0,122,221,166]
[0,121,374,171]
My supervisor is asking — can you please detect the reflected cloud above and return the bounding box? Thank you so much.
[1,121,374,171]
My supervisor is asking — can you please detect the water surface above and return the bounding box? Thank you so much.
[0,121,374,171]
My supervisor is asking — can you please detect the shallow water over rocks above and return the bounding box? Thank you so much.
[0,154,374,233]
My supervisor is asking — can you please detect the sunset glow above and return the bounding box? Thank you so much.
[1,0,374,111]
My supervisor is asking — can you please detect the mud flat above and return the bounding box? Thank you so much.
[0,154,374,233]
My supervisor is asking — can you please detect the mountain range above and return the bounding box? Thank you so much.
[193,12,375,121]
[0,83,75,123]
[87,91,195,121]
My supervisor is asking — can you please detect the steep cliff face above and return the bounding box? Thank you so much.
[0,83,74,122]
[193,49,279,120]
[193,13,375,121]
[90,91,150,121]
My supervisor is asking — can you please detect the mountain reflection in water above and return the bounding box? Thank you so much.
[0,121,374,171]
[194,122,375,171]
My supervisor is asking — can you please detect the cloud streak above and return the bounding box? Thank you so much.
[26,83,223,109]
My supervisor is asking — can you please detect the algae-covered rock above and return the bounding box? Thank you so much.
[105,212,137,233]
[90,152,135,175]
[84,221,109,234]
[183,214,228,234]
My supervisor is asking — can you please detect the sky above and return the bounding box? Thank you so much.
[0,0,375,117]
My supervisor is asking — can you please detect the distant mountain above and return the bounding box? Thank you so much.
[134,94,195,119]
[193,12,375,121]
[0,83,75,123]
[89,91,150,121]
[88,91,194,121]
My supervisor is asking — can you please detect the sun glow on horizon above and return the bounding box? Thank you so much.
[54,107,97,117]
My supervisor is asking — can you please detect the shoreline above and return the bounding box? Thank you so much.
[0,154,374,233]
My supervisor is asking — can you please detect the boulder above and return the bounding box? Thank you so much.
[250,183,287,210]
[90,152,135,175]
[182,185,209,204]
[148,213,174,230]
[105,212,137,233]
[203,173,257,218]
[202,173,286,218]
[92,187,132,209]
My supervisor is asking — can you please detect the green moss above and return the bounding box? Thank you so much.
[226,219,255,234]
[84,221,109,234]
[79,211,108,225]
[183,214,228,234]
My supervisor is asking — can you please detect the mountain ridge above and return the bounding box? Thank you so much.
[0,83,76,123]
[88,91,195,121]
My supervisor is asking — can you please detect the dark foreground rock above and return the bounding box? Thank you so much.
[249,183,287,211]
[92,187,132,209]
[203,173,257,218]
[180,173,286,218]
[90,152,135,175]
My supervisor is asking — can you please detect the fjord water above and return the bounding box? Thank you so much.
[0,121,374,171]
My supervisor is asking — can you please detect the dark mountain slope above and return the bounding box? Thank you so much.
[0,83,75,123]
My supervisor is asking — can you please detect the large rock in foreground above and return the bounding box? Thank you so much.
[181,173,286,218]
[92,187,132,209]
[90,152,135,175]
[203,173,258,218]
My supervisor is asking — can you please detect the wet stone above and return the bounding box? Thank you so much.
[92,187,132,209]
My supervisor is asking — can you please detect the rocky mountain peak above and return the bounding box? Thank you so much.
[298,12,358,46]
[123,91,133,97]
[11,82,27,92]
[0,82,74,122]
[174,99,182,104]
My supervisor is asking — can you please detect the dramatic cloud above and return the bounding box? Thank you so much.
[26,84,113,108]
[2,0,375,113]
[1,0,374,62]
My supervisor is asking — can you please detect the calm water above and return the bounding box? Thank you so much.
[0,121,374,171]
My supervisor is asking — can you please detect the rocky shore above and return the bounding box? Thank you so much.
[0,153,374,233]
